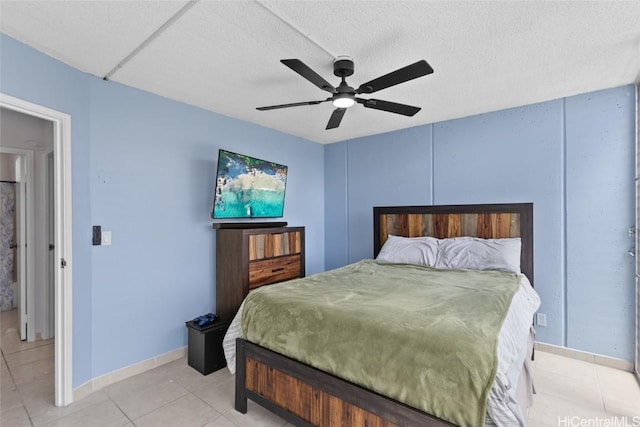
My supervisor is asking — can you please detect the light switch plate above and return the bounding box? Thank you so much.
[102,231,112,246]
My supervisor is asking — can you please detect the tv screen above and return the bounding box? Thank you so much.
[212,149,288,219]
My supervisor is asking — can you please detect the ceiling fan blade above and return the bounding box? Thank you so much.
[356,98,421,116]
[356,60,433,94]
[281,59,336,94]
[257,99,330,111]
[326,108,347,129]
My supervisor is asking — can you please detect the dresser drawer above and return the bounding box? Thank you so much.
[249,255,301,289]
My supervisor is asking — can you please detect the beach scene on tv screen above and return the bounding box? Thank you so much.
[213,151,287,218]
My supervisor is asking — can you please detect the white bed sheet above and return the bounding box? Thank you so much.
[223,271,540,427]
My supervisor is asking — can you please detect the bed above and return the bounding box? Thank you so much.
[223,203,539,427]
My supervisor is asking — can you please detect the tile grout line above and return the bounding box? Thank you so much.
[533,369,607,411]
[108,395,136,427]
[130,390,188,423]
[1,311,55,427]
[2,339,54,356]
[1,342,19,387]
[102,368,195,425]
[2,335,37,427]
[533,364,599,381]
[593,364,609,417]
[182,390,227,425]
[164,366,234,425]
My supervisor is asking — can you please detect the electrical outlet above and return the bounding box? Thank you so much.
[536,313,547,327]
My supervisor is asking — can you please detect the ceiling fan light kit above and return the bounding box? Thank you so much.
[332,93,355,108]
[257,55,434,130]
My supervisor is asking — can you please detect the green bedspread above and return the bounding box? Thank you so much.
[242,260,520,427]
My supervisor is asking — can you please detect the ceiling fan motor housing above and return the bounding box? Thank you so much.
[333,55,354,77]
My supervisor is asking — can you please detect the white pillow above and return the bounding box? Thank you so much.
[435,237,521,274]
[376,235,439,267]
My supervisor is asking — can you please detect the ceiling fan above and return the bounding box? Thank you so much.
[257,56,434,130]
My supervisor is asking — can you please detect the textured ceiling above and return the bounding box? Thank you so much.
[1,1,639,144]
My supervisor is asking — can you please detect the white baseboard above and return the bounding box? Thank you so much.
[73,346,187,402]
[535,341,634,372]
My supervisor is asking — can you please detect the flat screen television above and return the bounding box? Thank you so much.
[211,149,288,219]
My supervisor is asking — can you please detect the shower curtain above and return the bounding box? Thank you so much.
[0,182,16,311]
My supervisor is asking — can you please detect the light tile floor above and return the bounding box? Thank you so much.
[2,308,639,426]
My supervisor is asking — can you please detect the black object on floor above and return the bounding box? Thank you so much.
[185,319,228,375]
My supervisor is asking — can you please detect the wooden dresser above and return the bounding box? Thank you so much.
[215,226,305,321]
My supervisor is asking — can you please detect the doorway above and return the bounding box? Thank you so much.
[0,94,73,406]
[0,148,35,344]
[0,177,18,317]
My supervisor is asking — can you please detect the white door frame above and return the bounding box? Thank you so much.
[1,93,73,406]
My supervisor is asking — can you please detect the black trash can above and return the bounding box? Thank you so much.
[185,319,228,375]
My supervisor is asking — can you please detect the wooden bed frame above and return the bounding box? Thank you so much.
[235,203,533,426]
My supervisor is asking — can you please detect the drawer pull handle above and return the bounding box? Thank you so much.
[272,267,285,273]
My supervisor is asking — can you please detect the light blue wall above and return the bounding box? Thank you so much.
[565,88,636,358]
[324,86,636,361]
[1,33,94,386]
[347,127,432,263]
[1,33,325,385]
[88,80,324,376]
[324,143,348,271]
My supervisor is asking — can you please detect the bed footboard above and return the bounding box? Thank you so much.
[235,338,453,427]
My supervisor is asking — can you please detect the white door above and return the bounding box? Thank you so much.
[636,86,639,382]
[636,276,640,381]
[636,185,639,381]
[14,157,27,340]
[47,151,54,339]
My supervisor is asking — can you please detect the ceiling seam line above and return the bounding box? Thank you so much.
[253,0,336,60]
[103,0,200,81]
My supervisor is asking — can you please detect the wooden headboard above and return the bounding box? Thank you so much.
[373,203,534,286]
